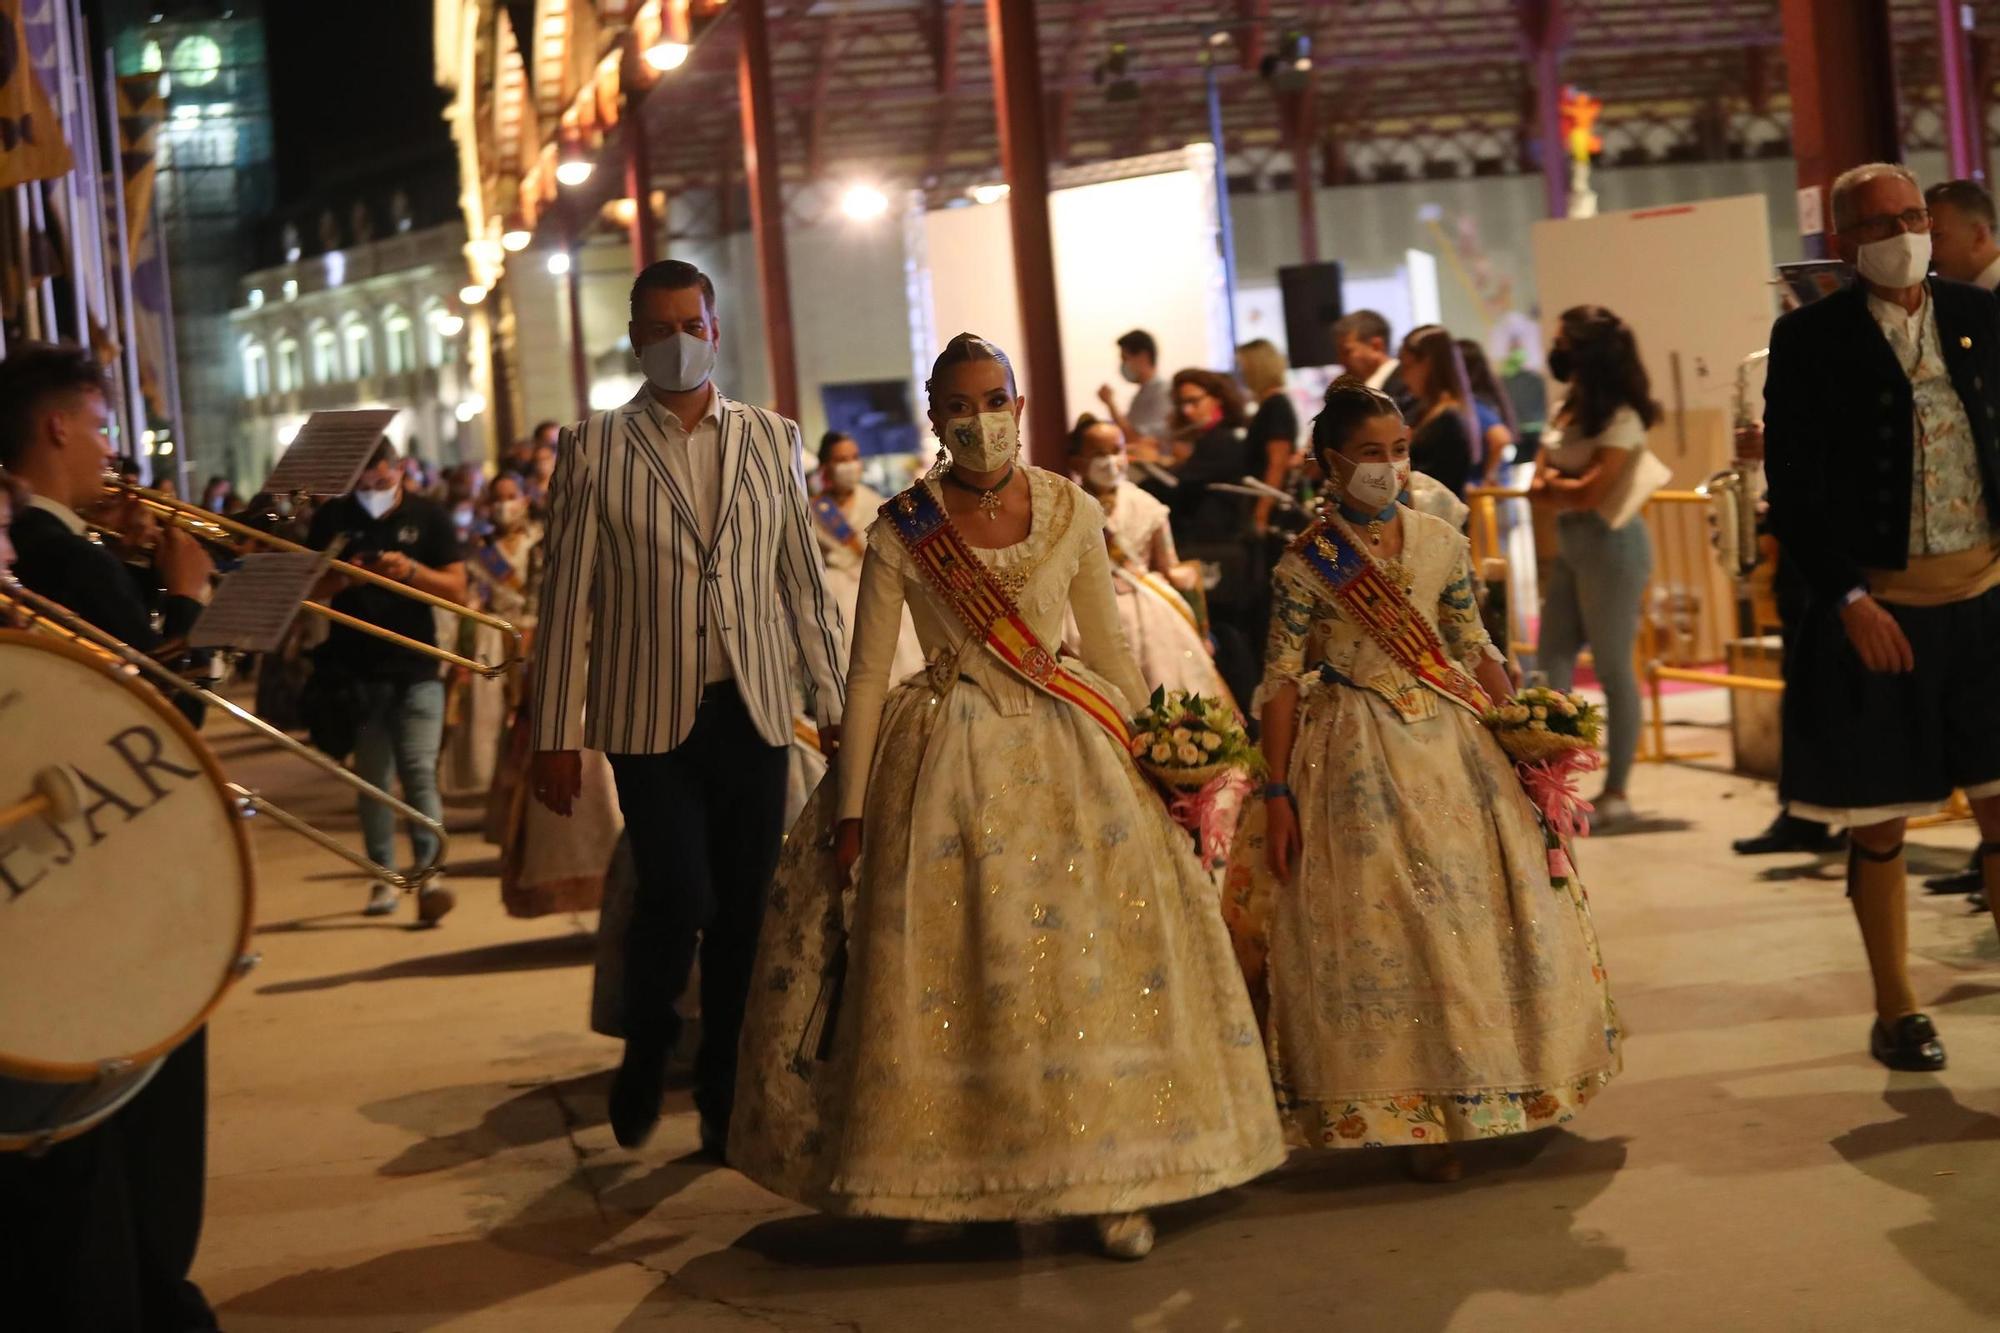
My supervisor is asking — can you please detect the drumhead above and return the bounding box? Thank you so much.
[0,631,254,1079]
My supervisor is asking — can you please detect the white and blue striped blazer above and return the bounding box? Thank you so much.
[530,389,846,755]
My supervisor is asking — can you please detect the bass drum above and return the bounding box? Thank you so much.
[0,630,254,1150]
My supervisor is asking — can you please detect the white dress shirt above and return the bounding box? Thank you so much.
[1365,357,1401,392]
[642,387,733,684]
[25,493,86,535]
[1974,252,2000,293]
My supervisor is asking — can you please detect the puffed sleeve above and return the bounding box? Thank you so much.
[1253,556,1320,714]
[835,524,909,822]
[1068,521,1150,711]
[1438,537,1505,669]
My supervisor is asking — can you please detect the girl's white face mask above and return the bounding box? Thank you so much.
[1085,454,1128,490]
[945,410,1019,472]
[1338,457,1411,512]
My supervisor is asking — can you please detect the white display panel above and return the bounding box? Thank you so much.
[919,156,1231,448]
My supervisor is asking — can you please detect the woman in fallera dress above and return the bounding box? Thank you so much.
[1066,413,1236,708]
[811,430,927,685]
[1227,383,1620,1183]
[730,334,1285,1260]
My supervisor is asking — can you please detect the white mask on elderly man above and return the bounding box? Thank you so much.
[829,460,863,490]
[944,410,1020,472]
[1854,231,1933,290]
[1086,454,1128,490]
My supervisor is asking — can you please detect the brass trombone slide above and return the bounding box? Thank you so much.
[93,477,524,679]
[0,575,449,892]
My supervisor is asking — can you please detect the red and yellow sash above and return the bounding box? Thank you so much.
[1293,513,1490,718]
[883,481,1134,750]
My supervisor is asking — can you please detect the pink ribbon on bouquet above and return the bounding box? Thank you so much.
[1168,769,1255,870]
[1517,749,1602,841]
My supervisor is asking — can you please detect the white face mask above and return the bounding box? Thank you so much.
[356,486,398,520]
[944,409,1019,472]
[1085,454,1127,490]
[1854,231,1932,289]
[492,498,527,528]
[829,460,863,490]
[1343,458,1411,513]
[640,330,717,394]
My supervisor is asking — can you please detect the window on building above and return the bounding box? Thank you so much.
[384,308,416,375]
[276,338,302,393]
[241,341,268,397]
[423,302,448,369]
[344,319,375,379]
[311,324,340,383]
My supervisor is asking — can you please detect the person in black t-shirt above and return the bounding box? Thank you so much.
[308,437,467,923]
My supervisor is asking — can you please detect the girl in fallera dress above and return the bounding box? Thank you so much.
[1066,413,1236,708]
[730,334,1285,1260]
[811,430,926,685]
[1227,383,1620,1183]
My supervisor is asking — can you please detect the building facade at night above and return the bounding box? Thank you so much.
[228,216,483,484]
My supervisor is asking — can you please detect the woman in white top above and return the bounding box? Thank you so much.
[1066,414,1237,708]
[729,335,1284,1260]
[1529,305,1663,828]
[812,431,926,685]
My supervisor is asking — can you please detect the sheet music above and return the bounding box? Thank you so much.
[189,552,327,652]
[261,409,402,497]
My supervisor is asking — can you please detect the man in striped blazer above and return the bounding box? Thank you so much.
[530,260,846,1152]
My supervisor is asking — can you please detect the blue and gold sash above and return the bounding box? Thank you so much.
[1293,513,1490,718]
[813,493,865,554]
[882,481,1134,749]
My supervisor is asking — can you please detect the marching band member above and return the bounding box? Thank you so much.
[0,344,221,1331]
[1228,383,1620,1184]
[729,334,1284,1260]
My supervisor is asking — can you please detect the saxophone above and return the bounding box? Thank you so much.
[1698,349,1768,581]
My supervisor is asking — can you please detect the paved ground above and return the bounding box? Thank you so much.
[190,703,2000,1332]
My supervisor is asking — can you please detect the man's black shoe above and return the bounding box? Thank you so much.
[1923,867,1983,896]
[1733,813,1846,856]
[1870,1013,1947,1072]
[698,1115,727,1161]
[608,1041,670,1149]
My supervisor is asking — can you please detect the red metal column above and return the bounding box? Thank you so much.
[1780,0,1900,254]
[564,239,590,422]
[624,104,661,269]
[738,0,800,421]
[1938,0,1987,185]
[986,0,1068,470]
[1517,0,1569,219]
[1283,86,1320,262]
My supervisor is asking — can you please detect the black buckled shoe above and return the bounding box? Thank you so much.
[1870,1014,1947,1072]
[1733,813,1846,856]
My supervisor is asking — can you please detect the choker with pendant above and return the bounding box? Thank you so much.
[1336,498,1398,547]
[943,462,1017,519]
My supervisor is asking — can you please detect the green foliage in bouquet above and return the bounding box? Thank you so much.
[1482,686,1603,763]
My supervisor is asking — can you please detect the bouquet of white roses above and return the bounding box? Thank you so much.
[1130,687,1260,790]
[1482,686,1603,765]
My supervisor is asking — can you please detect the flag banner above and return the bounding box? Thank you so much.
[0,0,71,188]
[114,73,167,419]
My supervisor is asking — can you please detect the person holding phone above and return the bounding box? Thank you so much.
[308,436,468,924]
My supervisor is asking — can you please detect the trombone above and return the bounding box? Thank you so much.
[91,476,524,679]
[0,574,449,892]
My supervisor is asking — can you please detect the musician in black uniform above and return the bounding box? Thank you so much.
[0,344,220,1331]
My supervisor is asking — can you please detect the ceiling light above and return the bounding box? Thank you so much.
[644,40,690,71]
[501,228,532,252]
[841,184,889,221]
[459,284,488,305]
[556,157,594,187]
[969,183,1009,205]
[435,314,465,337]
[547,250,573,276]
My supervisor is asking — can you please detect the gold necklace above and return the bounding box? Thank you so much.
[944,463,1016,519]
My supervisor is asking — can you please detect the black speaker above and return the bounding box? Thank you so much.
[1278,261,1345,369]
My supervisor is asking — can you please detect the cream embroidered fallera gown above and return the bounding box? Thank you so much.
[1095,481,1236,707]
[731,467,1286,1220]
[1226,508,1621,1147]
[814,481,927,686]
